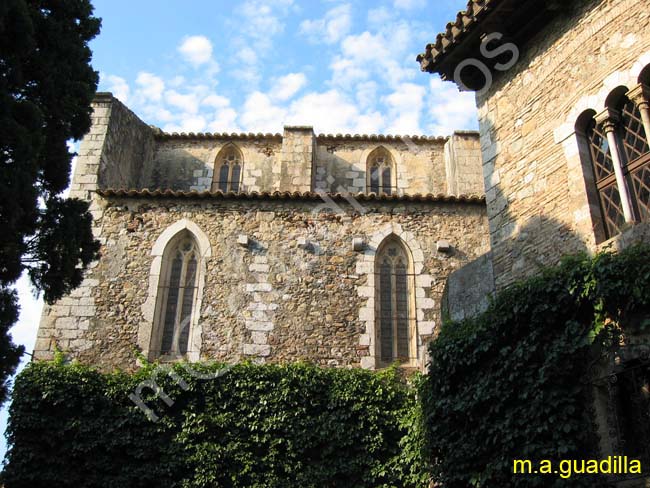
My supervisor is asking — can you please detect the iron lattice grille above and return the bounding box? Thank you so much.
[588,119,625,238]
[160,239,199,355]
[619,97,650,223]
[630,163,650,222]
[597,355,650,473]
[376,242,415,363]
[620,98,650,164]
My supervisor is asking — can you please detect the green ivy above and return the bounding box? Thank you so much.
[423,244,650,487]
[2,361,427,488]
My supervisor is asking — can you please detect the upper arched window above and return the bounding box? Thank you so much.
[153,231,200,357]
[375,236,414,365]
[212,144,243,192]
[367,147,395,195]
[580,80,650,240]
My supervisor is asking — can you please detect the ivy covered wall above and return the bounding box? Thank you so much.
[423,245,650,487]
[2,361,428,488]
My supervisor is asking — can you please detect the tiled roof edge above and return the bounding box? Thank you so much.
[417,0,497,73]
[96,188,486,204]
[154,132,452,142]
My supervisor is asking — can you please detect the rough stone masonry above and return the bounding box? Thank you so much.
[34,93,490,371]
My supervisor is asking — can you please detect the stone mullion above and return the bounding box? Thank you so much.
[627,84,650,146]
[595,110,635,223]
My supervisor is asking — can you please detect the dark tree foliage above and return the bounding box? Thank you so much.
[0,0,101,404]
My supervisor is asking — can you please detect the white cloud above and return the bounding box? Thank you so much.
[203,94,231,109]
[241,91,288,133]
[165,90,200,114]
[286,90,383,134]
[207,108,240,133]
[163,115,207,134]
[426,77,479,136]
[104,74,129,102]
[331,26,413,88]
[299,4,352,44]
[178,36,215,67]
[240,88,382,135]
[135,72,165,101]
[232,47,261,85]
[355,81,378,110]
[393,0,425,10]
[270,73,307,101]
[240,0,294,46]
[367,7,391,26]
[168,76,185,87]
[383,82,426,134]
[237,47,258,65]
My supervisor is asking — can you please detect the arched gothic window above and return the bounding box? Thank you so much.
[375,236,414,364]
[153,231,200,356]
[212,144,243,192]
[367,147,395,195]
[581,82,650,240]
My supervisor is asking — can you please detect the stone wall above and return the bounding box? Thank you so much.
[34,196,489,371]
[313,135,452,195]
[442,252,494,323]
[445,131,483,196]
[153,135,283,192]
[80,94,484,197]
[476,0,650,289]
[153,131,484,197]
[35,93,489,370]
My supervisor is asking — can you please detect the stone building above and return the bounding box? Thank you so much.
[418,0,650,290]
[33,93,489,371]
[418,0,650,483]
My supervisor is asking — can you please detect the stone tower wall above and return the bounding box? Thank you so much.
[476,0,650,289]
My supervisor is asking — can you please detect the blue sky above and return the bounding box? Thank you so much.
[2,0,476,458]
[92,0,477,135]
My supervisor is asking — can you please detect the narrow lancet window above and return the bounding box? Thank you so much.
[157,233,199,356]
[376,236,413,364]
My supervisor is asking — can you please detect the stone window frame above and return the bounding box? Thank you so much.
[356,223,435,370]
[375,235,417,366]
[365,146,397,196]
[212,143,244,193]
[138,219,212,362]
[156,232,200,357]
[556,51,650,246]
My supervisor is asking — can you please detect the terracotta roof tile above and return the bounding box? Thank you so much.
[154,130,451,142]
[416,0,497,73]
[96,188,485,205]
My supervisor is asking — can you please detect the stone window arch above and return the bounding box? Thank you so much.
[212,143,243,192]
[139,219,211,362]
[375,235,416,365]
[366,146,395,195]
[576,81,650,241]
